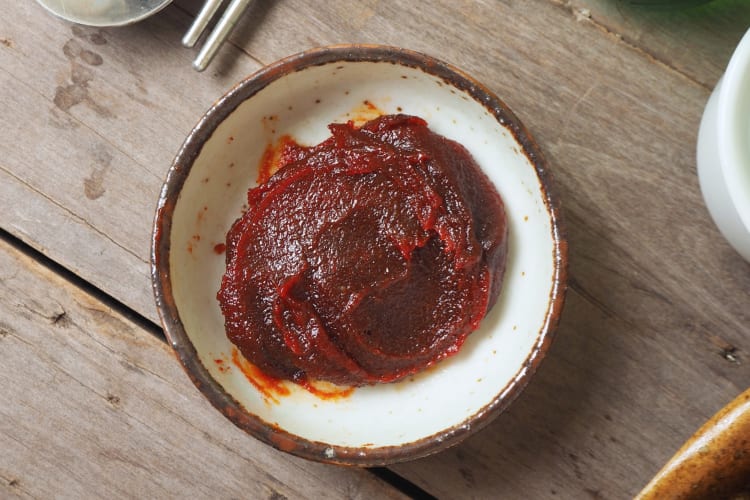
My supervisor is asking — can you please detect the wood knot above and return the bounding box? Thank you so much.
[8,478,19,487]
[51,310,70,327]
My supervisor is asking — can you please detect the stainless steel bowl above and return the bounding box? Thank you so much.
[35,0,172,27]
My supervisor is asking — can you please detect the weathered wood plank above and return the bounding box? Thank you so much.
[0,236,407,500]
[567,0,750,89]
[0,1,262,323]
[1,0,749,498]
[392,286,749,498]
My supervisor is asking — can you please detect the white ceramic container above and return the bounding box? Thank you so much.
[697,28,750,261]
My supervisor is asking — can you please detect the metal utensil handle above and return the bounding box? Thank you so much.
[193,0,253,72]
[182,0,224,48]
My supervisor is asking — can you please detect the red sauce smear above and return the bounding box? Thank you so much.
[258,135,295,185]
[231,347,290,404]
[229,348,352,402]
[218,114,508,387]
[298,380,354,400]
[213,243,226,255]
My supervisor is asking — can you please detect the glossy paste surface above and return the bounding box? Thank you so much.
[218,115,508,386]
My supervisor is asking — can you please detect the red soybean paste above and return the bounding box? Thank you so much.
[218,114,508,386]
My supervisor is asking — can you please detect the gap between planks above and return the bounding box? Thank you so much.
[0,226,436,500]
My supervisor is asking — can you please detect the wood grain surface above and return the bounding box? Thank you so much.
[0,236,406,499]
[570,0,750,89]
[1,1,261,322]
[1,0,749,497]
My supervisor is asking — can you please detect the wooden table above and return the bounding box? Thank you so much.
[2,0,749,497]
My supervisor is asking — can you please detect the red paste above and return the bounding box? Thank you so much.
[217,114,507,386]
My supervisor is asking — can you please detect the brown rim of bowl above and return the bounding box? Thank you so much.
[151,44,568,466]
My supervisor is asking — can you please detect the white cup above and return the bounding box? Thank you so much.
[697,28,750,261]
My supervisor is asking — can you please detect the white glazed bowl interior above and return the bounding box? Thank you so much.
[698,28,750,261]
[157,48,565,463]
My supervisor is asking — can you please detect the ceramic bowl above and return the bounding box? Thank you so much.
[697,28,750,261]
[637,388,750,499]
[151,45,567,465]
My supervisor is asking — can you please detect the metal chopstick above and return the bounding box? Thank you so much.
[191,0,253,72]
[182,0,224,48]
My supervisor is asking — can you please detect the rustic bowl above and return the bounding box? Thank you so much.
[151,45,567,465]
[636,388,750,499]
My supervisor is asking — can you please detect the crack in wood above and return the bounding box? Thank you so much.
[0,229,163,347]
[568,276,616,319]
[630,281,674,307]
[0,162,147,266]
[97,448,150,473]
[548,0,711,91]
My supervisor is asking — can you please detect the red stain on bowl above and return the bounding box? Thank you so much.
[230,348,354,402]
[197,205,208,222]
[231,347,290,404]
[298,380,354,400]
[213,356,230,374]
[347,99,383,126]
[257,135,295,185]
